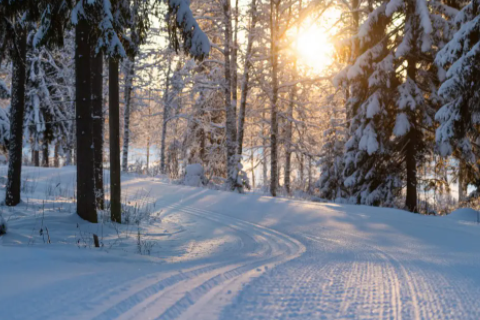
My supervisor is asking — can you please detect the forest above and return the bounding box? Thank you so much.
[3,1,480,319]
[0,0,479,221]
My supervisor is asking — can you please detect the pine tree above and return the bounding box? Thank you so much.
[435,0,478,162]
[385,0,457,211]
[317,94,348,200]
[337,1,400,206]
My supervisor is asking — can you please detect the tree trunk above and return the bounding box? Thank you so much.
[299,153,304,187]
[122,57,135,172]
[308,156,313,194]
[269,0,280,197]
[54,143,60,168]
[75,19,97,222]
[459,159,466,202]
[284,1,301,195]
[262,110,268,186]
[404,1,418,213]
[92,53,104,209]
[251,145,256,189]
[405,128,418,212]
[231,0,239,118]
[160,54,173,174]
[42,140,49,167]
[146,136,150,175]
[237,0,257,157]
[284,92,293,194]
[109,59,121,223]
[5,25,27,207]
[33,137,40,167]
[223,0,238,189]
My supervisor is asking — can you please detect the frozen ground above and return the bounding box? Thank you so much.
[1,166,480,319]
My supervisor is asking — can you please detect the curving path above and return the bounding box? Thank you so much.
[3,169,480,319]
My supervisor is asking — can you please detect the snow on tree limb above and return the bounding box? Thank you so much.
[166,0,211,59]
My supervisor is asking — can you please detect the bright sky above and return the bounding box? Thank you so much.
[294,7,341,74]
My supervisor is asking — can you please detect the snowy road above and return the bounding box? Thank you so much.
[2,168,480,319]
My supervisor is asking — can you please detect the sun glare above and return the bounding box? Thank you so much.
[296,26,334,73]
[294,8,341,73]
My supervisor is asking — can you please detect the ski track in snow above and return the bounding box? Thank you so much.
[3,168,480,319]
[221,233,480,320]
[90,205,305,320]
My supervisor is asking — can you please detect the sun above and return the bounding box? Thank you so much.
[293,8,341,73]
[296,25,335,73]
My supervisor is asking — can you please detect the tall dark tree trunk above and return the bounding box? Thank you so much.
[308,156,313,193]
[262,109,268,186]
[42,140,49,167]
[122,58,135,172]
[284,90,294,195]
[160,55,173,174]
[404,1,418,213]
[299,153,304,187]
[237,0,257,157]
[5,26,27,207]
[92,53,104,209]
[54,143,60,168]
[458,159,466,202]
[223,0,238,188]
[32,138,40,167]
[109,59,121,223]
[284,1,301,195]
[231,0,239,115]
[405,127,418,212]
[250,143,256,189]
[269,0,280,197]
[75,19,97,223]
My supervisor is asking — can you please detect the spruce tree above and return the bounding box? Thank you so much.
[337,1,400,206]
[436,0,479,162]
[385,0,456,211]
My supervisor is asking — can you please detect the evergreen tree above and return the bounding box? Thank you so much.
[436,0,478,162]
[336,1,400,206]
[385,0,457,212]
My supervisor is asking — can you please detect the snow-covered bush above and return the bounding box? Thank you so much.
[232,162,250,193]
[183,164,206,187]
[0,214,6,235]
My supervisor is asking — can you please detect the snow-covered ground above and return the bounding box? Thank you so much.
[2,166,480,319]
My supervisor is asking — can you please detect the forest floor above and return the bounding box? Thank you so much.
[1,166,480,319]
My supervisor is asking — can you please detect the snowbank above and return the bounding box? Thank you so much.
[183,163,206,187]
[446,208,480,223]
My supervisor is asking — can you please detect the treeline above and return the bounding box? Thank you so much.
[0,0,209,223]
[320,0,480,213]
[0,0,478,217]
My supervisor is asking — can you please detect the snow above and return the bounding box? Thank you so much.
[169,0,211,58]
[446,208,480,223]
[183,163,206,186]
[386,0,404,17]
[358,123,379,155]
[2,166,480,319]
[393,112,411,136]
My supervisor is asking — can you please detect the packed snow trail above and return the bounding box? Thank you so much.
[2,167,480,319]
